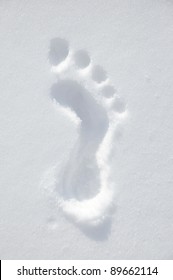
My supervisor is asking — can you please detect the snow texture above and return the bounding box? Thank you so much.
[0,0,173,259]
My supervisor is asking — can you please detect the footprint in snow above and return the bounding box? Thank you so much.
[45,37,127,227]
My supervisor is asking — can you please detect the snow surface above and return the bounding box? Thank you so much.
[0,0,173,259]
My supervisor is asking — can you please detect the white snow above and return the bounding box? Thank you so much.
[0,0,173,259]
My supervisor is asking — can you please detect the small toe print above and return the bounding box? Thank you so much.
[74,50,90,69]
[49,37,69,66]
[91,65,107,83]
[111,96,126,113]
[101,85,116,98]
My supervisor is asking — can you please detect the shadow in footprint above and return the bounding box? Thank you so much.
[51,80,109,201]
[51,80,108,139]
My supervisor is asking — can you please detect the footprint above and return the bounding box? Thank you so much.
[45,38,127,226]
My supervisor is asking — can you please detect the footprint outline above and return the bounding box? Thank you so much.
[44,38,127,227]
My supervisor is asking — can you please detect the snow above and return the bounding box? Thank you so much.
[0,0,173,259]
